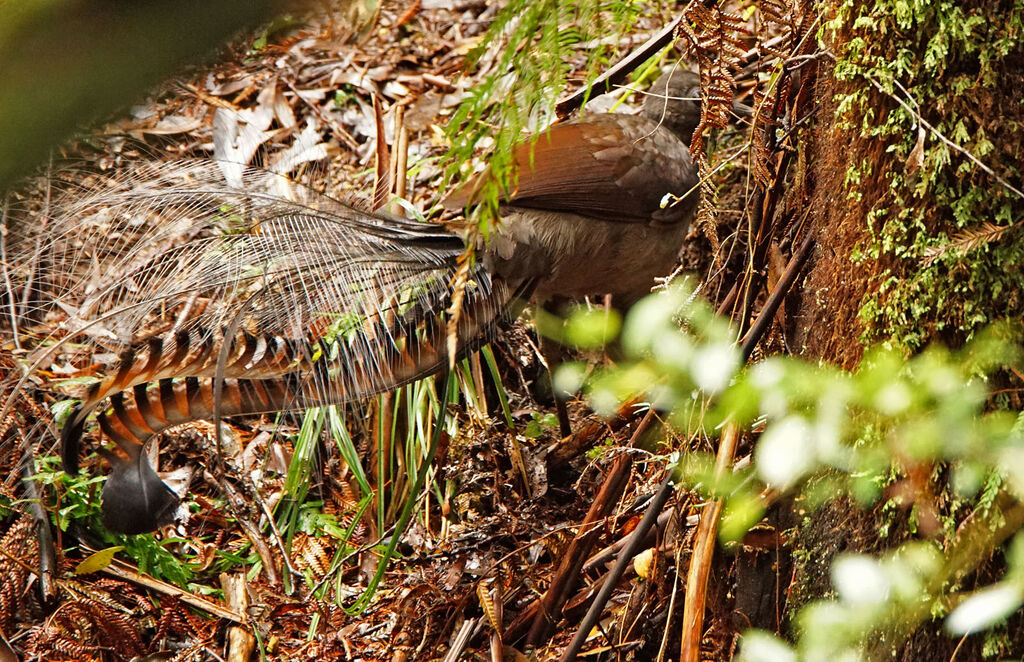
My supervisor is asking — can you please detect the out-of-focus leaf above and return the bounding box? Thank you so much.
[737,631,797,662]
[0,0,296,190]
[831,554,890,607]
[946,583,1024,635]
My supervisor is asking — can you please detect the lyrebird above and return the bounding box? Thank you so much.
[22,70,722,534]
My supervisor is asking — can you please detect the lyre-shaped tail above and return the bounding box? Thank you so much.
[66,268,530,464]
[2,161,529,532]
[67,265,530,534]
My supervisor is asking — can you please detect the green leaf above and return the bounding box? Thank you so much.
[75,546,123,575]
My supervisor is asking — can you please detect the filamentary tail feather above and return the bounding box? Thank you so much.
[3,160,526,533]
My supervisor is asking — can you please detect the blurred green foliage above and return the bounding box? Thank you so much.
[568,281,1024,658]
[0,0,287,190]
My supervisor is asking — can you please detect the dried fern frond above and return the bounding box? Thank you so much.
[293,533,332,577]
[678,3,749,159]
[27,597,146,660]
[673,2,752,255]
[0,517,37,632]
[922,220,1022,266]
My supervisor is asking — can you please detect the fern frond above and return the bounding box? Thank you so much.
[922,220,1021,266]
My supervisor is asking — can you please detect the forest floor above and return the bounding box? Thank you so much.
[0,2,789,660]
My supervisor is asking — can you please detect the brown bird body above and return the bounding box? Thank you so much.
[445,71,703,434]
[488,208,690,304]
[56,70,708,534]
[447,74,704,305]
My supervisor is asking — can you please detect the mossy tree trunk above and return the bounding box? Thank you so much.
[780,0,1024,658]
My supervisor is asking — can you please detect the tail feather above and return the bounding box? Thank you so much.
[60,408,88,475]
[62,268,533,490]
[3,160,528,534]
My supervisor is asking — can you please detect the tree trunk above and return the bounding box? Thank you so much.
[776,0,1024,658]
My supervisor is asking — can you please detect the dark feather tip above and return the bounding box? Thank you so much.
[100,450,180,535]
[60,406,87,475]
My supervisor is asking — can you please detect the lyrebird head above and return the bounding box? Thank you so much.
[641,69,704,144]
[641,69,753,145]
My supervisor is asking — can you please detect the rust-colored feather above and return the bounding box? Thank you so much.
[444,110,698,226]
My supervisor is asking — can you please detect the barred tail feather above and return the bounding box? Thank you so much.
[61,271,533,511]
[60,407,88,475]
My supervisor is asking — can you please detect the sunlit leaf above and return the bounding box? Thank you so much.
[75,546,124,575]
[755,416,815,489]
[946,583,1024,634]
[566,307,621,349]
[737,630,797,662]
[832,554,890,607]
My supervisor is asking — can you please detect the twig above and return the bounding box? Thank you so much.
[582,507,685,573]
[20,444,57,602]
[102,558,244,622]
[442,618,478,662]
[167,290,201,337]
[865,74,1024,202]
[559,471,675,662]
[736,186,767,338]
[657,544,686,662]
[215,476,280,586]
[179,81,239,111]
[679,422,738,662]
[546,397,646,469]
[256,492,301,581]
[739,232,816,357]
[555,8,690,117]
[222,573,254,661]
[715,280,739,318]
[507,413,656,644]
[394,0,421,28]
[1,197,20,350]
[526,451,634,646]
[372,94,391,213]
[393,106,409,201]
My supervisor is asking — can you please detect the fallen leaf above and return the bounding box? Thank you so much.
[75,546,124,575]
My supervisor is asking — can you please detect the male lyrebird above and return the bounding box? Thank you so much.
[39,70,719,534]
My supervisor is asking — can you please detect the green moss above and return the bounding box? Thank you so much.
[828,0,1024,350]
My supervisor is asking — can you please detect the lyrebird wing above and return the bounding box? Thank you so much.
[443,114,698,225]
